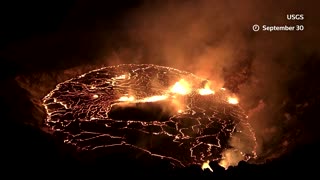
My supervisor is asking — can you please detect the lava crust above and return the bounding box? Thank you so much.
[43,64,256,167]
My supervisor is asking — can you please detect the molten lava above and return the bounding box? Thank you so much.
[227,97,239,105]
[201,160,213,172]
[119,96,135,102]
[140,95,168,102]
[198,83,215,95]
[42,64,256,169]
[170,79,192,95]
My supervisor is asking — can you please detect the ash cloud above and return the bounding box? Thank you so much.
[109,0,319,163]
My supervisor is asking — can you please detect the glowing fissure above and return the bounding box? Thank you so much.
[202,160,213,172]
[42,64,256,169]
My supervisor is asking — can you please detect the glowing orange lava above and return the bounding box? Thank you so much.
[170,79,191,95]
[140,95,168,102]
[227,97,239,104]
[201,160,213,172]
[218,160,228,170]
[118,96,135,102]
[114,74,126,80]
[198,83,215,95]
[43,64,257,172]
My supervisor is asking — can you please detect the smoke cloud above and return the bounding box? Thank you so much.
[14,0,319,165]
[106,0,319,163]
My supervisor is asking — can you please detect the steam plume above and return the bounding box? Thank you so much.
[14,0,319,165]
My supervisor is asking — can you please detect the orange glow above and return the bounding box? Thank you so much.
[199,88,214,95]
[201,160,213,172]
[218,150,238,170]
[118,96,135,102]
[140,95,168,102]
[170,79,191,95]
[115,74,126,80]
[198,83,215,95]
[227,97,239,104]
[218,159,228,169]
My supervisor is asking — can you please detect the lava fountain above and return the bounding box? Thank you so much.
[42,64,257,169]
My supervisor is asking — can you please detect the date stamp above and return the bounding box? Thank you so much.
[252,14,304,32]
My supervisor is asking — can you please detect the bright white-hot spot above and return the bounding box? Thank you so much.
[92,94,99,99]
[115,74,126,80]
[170,79,191,95]
[201,160,213,172]
[227,97,239,104]
[198,83,215,95]
[118,96,135,102]
[140,95,168,102]
[199,88,214,95]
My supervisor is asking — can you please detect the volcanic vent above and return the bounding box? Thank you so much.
[43,64,256,168]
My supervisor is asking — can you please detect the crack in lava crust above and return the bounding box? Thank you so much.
[42,64,257,168]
